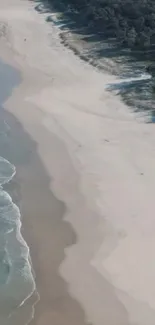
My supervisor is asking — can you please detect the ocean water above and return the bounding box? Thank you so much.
[0,60,36,324]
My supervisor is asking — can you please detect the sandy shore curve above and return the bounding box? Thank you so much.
[0,1,155,325]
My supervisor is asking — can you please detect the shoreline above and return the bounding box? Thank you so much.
[0,70,93,325]
[1,1,155,325]
[0,59,37,324]
[0,8,131,325]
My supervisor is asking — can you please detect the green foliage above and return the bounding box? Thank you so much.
[51,0,155,49]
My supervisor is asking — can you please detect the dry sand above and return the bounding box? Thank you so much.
[0,0,155,324]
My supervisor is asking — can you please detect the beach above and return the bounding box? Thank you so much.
[0,0,155,324]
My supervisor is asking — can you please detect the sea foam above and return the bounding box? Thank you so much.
[0,156,36,323]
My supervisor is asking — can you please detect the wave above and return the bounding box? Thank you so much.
[0,157,36,321]
[0,157,15,185]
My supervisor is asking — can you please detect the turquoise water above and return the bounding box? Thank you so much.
[0,60,35,324]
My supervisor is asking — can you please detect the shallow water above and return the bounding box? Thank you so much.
[0,60,35,324]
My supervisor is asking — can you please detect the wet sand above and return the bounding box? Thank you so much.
[1,107,90,325]
[0,54,94,325]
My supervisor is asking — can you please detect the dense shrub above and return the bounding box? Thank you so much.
[50,0,155,49]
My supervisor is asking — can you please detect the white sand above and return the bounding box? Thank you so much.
[0,0,155,324]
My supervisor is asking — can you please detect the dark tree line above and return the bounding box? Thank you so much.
[50,0,155,49]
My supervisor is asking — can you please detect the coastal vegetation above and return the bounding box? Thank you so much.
[48,0,155,50]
